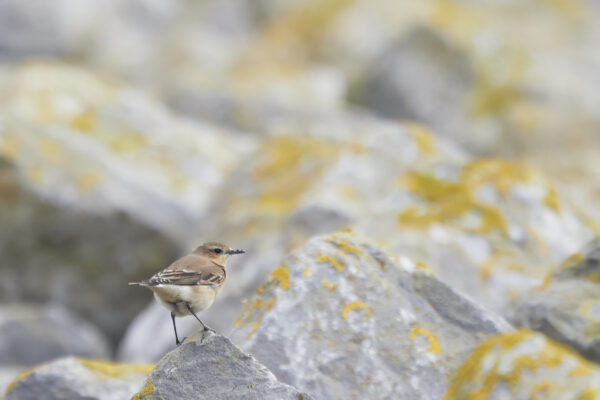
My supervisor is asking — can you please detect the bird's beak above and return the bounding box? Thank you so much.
[227,249,245,255]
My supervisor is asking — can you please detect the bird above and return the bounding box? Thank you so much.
[129,242,245,345]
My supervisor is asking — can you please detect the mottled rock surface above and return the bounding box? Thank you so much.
[512,240,600,363]
[445,330,600,400]
[0,158,179,344]
[197,114,592,337]
[231,231,511,399]
[0,304,110,366]
[133,330,311,400]
[5,357,152,400]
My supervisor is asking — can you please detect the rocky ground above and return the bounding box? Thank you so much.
[1,1,600,399]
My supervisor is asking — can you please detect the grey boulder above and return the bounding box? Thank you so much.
[0,304,110,366]
[133,330,311,400]
[512,239,600,363]
[5,357,152,400]
[230,231,512,399]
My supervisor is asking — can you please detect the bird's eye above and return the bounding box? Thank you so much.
[213,248,223,254]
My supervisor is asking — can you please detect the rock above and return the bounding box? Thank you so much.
[195,113,593,337]
[511,239,600,363]
[5,357,152,400]
[132,330,312,400]
[357,27,472,149]
[0,158,179,344]
[230,231,511,399]
[0,304,110,367]
[0,61,255,342]
[445,330,600,400]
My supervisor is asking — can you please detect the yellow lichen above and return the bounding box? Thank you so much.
[445,330,599,400]
[409,327,441,354]
[341,301,371,321]
[577,388,598,400]
[76,171,102,193]
[302,268,310,277]
[267,265,290,290]
[108,134,145,152]
[0,136,19,160]
[315,254,344,272]
[77,359,153,379]
[70,108,95,132]
[403,122,435,155]
[246,322,260,339]
[330,239,362,257]
[415,261,430,271]
[38,139,63,164]
[321,280,337,291]
[25,167,43,184]
[131,381,153,400]
[561,252,583,268]
[5,369,33,393]
[543,188,560,212]
[252,136,339,213]
[536,273,552,290]
[397,161,534,235]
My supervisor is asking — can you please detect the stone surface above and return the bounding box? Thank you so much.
[198,113,593,333]
[445,330,600,400]
[357,27,472,149]
[230,231,511,399]
[132,330,312,400]
[511,239,600,363]
[0,158,179,344]
[5,357,152,400]
[0,61,255,343]
[0,304,110,366]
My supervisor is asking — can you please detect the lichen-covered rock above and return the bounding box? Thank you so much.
[511,240,600,363]
[445,330,600,400]
[0,61,255,342]
[0,304,110,366]
[196,113,593,338]
[0,61,255,241]
[0,158,179,343]
[230,231,511,399]
[5,357,152,400]
[133,330,312,400]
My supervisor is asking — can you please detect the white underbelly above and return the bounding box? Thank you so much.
[151,285,216,316]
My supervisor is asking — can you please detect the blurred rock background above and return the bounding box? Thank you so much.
[1,0,599,399]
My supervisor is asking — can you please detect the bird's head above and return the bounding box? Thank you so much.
[194,242,245,265]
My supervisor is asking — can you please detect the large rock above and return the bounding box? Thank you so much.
[194,113,592,339]
[0,304,110,367]
[230,231,511,399]
[445,330,600,400]
[132,330,312,400]
[512,239,600,363]
[0,158,179,344]
[357,27,472,149]
[0,62,254,342]
[5,358,152,400]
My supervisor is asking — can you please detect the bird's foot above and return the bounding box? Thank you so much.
[175,336,188,346]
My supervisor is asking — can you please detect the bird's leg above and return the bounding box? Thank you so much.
[171,312,181,346]
[186,304,213,332]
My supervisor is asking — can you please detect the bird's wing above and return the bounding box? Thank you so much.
[145,255,225,287]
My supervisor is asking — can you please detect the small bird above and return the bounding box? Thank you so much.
[129,242,245,345]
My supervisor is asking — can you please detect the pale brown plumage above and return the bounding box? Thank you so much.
[129,242,244,345]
